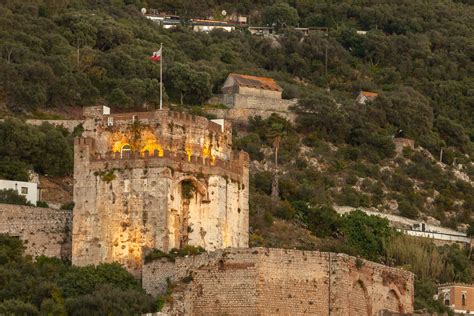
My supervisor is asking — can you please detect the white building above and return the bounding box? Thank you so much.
[355,90,379,105]
[191,20,235,32]
[0,179,38,205]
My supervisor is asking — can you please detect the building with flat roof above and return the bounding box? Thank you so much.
[191,20,235,32]
[437,284,474,314]
[0,179,38,205]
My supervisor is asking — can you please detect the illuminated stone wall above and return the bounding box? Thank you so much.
[72,108,249,275]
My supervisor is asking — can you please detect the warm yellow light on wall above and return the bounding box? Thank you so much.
[202,145,216,165]
[141,143,164,156]
[186,145,192,161]
[140,130,164,156]
[110,130,164,157]
[112,140,129,153]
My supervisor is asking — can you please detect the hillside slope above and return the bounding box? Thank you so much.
[0,0,473,314]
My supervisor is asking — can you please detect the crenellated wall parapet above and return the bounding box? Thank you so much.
[75,137,249,183]
[85,108,231,139]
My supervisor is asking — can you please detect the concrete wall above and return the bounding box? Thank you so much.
[0,204,71,259]
[142,248,414,316]
[72,109,249,275]
[403,230,471,244]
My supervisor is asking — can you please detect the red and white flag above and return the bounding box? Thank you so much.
[150,48,161,62]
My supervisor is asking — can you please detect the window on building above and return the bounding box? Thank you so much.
[107,117,114,126]
[462,293,466,306]
[121,144,131,158]
[444,292,450,306]
[20,187,28,195]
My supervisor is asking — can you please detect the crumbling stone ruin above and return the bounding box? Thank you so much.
[72,107,249,275]
[143,248,414,315]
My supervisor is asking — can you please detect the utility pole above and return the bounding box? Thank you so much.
[325,41,328,78]
[439,148,443,163]
[160,42,163,110]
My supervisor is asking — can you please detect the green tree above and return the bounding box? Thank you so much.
[168,62,212,105]
[262,2,300,29]
[341,210,393,261]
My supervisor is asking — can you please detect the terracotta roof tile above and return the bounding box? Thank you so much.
[361,91,378,98]
[229,73,282,92]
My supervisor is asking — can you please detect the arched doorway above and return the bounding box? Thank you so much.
[385,289,403,313]
[120,144,131,158]
[168,177,207,250]
[350,280,370,316]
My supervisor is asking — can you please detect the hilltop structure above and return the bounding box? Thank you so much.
[0,106,415,315]
[72,106,249,275]
[207,73,297,123]
[356,90,379,105]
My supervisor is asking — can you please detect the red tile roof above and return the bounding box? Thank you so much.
[361,91,378,98]
[229,73,282,92]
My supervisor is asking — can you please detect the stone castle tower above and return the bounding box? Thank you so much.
[72,106,249,274]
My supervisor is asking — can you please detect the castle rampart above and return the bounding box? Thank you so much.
[0,204,71,260]
[142,247,414,316]
[72,108,249,275]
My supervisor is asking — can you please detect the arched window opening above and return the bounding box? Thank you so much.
[444,292,450,306]
[121,144,131,158]
[462,293,466,306]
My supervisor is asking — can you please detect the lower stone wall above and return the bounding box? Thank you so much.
[25,119,83,132]
[0,204,72,260]
[142,248,414,316]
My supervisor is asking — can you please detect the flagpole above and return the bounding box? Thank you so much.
[159,42,163,110]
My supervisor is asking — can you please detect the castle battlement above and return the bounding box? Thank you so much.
[84,106,230,137]
[73,107,249,275]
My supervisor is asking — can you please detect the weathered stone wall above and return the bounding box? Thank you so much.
[73,109,249,275]
[0,204,71,260]
[207,94,297,123]
[142,248,414,316]
[25,119,83,132]
[237,86,282,99]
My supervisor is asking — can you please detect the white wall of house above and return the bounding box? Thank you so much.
[192,25,234,32]
[0,180,38,205]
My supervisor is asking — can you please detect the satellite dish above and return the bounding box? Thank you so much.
[221,10,227,16]
[141,8,147,15]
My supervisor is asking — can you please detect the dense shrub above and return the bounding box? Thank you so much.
[0,235,156,315]
[0,189,32,206]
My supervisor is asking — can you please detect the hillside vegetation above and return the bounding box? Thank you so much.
[0,0,473,314]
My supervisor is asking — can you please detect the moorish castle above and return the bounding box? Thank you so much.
[0,106,414,315]
[73,106,249,274]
